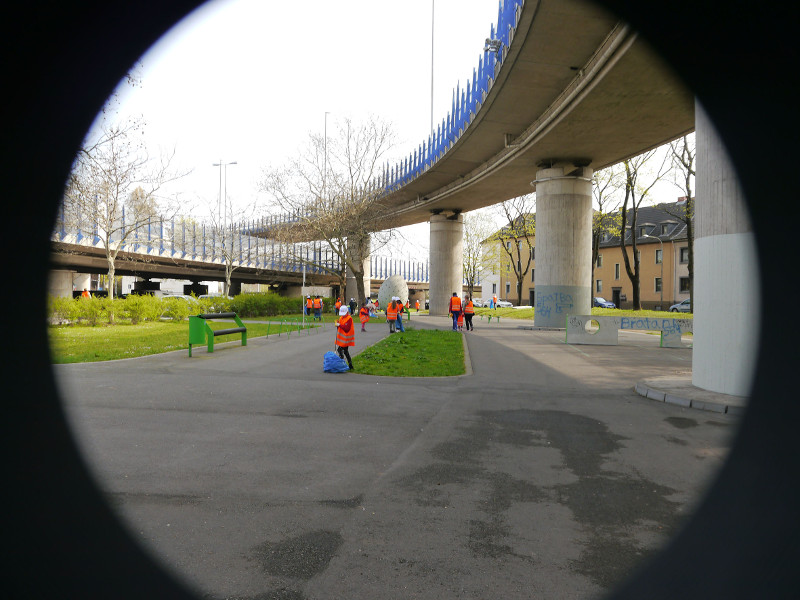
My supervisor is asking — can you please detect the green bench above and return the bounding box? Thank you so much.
[189,312,247,357]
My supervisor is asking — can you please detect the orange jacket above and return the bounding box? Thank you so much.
[386,302,398,320]
[449,296,462,312]
[359,306,370,324]
[335,301,341,311]
[306,298,313,308]
[415,300,420,309]
[335,315,355,346]
[313,298,322,309]
[464,301,474,314]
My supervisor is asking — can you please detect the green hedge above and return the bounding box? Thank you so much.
[47,292,310,325]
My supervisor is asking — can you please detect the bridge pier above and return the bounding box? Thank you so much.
[532,164,593,327]
[429,212,464,316]
[693,102,759,396]
[345,234,371,303]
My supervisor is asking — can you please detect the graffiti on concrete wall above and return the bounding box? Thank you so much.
[536,292,574,320]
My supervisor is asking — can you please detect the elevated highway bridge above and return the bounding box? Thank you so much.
[263,0,752,398]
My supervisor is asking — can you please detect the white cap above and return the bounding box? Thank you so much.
[339,306,349,316]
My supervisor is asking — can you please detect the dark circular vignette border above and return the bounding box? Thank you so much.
[4,1,798,598]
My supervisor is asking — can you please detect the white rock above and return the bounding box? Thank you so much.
[377,274,409,308]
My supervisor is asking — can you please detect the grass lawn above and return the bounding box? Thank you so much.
[354,326,464,377]
[49,319,314,363]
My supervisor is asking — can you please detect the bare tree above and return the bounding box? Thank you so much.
[666,134,696,311]
[619,149,671,310]
[462,211,495,298]
[62,118,188,299]
[592,166,624,293]
[493,194,536,306]
[259,116,397,305]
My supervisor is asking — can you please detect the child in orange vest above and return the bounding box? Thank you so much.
[457,311,464,331]
[359,300,370,332]
[335,306,354,370]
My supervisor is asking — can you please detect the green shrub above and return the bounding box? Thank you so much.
[48,295,81,323]
[102,297,125,324]
[77,296,104,326]
[230,293,302,317]
[123,294,161,324]
[161,297,192,322]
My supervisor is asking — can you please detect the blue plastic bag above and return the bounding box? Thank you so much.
[323,350,350,373]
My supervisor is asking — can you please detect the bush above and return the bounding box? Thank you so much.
[230,293,302,317]
[77,296,104,326]
[48,296,81,324]
[123,294,162,324]
[161,297,193,322]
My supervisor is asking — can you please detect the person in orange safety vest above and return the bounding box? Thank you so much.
[335,305,354,370]
[415,299,420,312]
[305,295,313,316]
[313,296,322,321]
[386,298,398,333]
[449,292,462,331]
[359,300,371,332]
[395,297,406,333]
[463,295,475,331]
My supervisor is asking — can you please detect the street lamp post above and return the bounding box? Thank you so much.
[643,234,664,310]
[213,160,237,294]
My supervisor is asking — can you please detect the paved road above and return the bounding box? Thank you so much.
[53,315,737,600]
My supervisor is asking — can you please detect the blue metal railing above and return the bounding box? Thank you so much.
[381,0,523,193]
[52,209,433,283]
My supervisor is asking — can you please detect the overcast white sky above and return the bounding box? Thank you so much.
[90,0,685,262]
[95,0,512,260]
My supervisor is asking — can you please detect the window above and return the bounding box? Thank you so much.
[506,241,511,251]
[505,282,510,295]
[492,283,497,294]
[614,263,620,280]
[596,254,603,268]
[596,279,602,293]
[531,247,535,260]
[680,277,690,293]
[661,224,670,234]
[655,249,663,264]
[531,268,535,282]
[655,277,662,293]
[680,247,689,263]
[639,226,647,237]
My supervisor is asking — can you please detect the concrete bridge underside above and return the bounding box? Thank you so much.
[374,0,748,396]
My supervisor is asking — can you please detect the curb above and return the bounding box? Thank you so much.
[634,381,747,416]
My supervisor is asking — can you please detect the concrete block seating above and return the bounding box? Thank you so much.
[565,315,692,348]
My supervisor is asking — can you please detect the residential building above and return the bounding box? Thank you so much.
[593,200,691,310]
[480,200,692,310]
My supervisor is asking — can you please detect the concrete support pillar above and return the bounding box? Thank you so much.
[533,165,593,327]
[73,273,90,293]
[346,234,371,302]
[693,101,760,395]
[49,270,74,298]
[429,213,464,316]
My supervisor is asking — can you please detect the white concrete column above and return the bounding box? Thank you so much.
[48,270,74,298]
[429,213,464,316]
[693,101,760,396]
[346,234,371,302]
[73,273,90,293]
[533,165,593,327]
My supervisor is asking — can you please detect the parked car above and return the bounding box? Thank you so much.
[669,298,691,313]
[593,296,616,309]
[472,298,484,307]
[162,294,197,303]
[496,300,513,308]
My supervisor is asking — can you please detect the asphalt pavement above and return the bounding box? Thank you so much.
[53,312,742,600]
